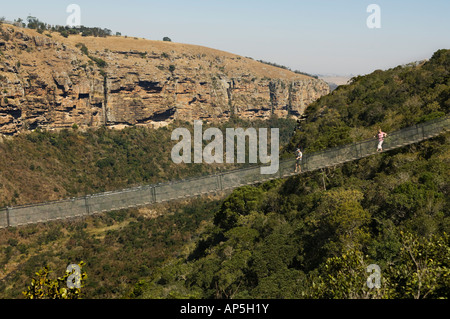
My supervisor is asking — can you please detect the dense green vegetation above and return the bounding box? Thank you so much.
[0,117,296,207]
[0,197,222,298]
[284,49,449,154]
[129,49,450,299]
[0,117,295,298]
[129,133,450,298]
[0,49,448,299]
[24,16,113,38]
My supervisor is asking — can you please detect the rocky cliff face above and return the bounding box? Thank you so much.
[0,24,329,135]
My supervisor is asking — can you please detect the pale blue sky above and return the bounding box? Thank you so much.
[1,0,449,75]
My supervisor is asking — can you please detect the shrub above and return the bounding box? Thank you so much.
[76,43,89,56]
[22,262,87,299]
[59,30,69,38]
[89,56,107,68]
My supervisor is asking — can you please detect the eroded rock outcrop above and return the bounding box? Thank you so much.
[0,24,329,135]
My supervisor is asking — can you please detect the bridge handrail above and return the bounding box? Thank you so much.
[0,115,448,228]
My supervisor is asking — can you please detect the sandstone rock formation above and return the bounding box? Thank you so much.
[0,24,329,135]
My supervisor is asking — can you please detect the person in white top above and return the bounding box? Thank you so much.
[295,146,303,173]
[375,129,388,152]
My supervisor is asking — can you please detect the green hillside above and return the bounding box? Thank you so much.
[132,133,449,299]
[1,49,449,299]
[284,49,449,154]
[0,117,295,298]
[0,117,296,208]
[131,49,450,299]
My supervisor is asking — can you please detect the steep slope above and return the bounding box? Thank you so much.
[285,49,450,154]
[133,133,450,299]
[130,50,450,299]
[0,24,329,135]
[0,117,296,207]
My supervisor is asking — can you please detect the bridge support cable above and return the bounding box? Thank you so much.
[1,115,448,228]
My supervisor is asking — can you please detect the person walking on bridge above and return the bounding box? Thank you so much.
[295,146,303,173]
[375,128,387,152]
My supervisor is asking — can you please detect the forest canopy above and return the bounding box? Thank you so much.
[132,49,450,299]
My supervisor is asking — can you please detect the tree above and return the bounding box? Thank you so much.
[385,232,450,299]
[26,16,47,32]
[308,249,388,299]
[60,30,69,38]
[14,18,25,28]
[214,186,264,231]
[308,232,450,299]
[303,188,371,269]
[22,262,87,299]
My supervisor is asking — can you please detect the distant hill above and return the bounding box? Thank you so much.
[317,74,352,91]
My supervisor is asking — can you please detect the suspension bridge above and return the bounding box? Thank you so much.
[0,115,448,228]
